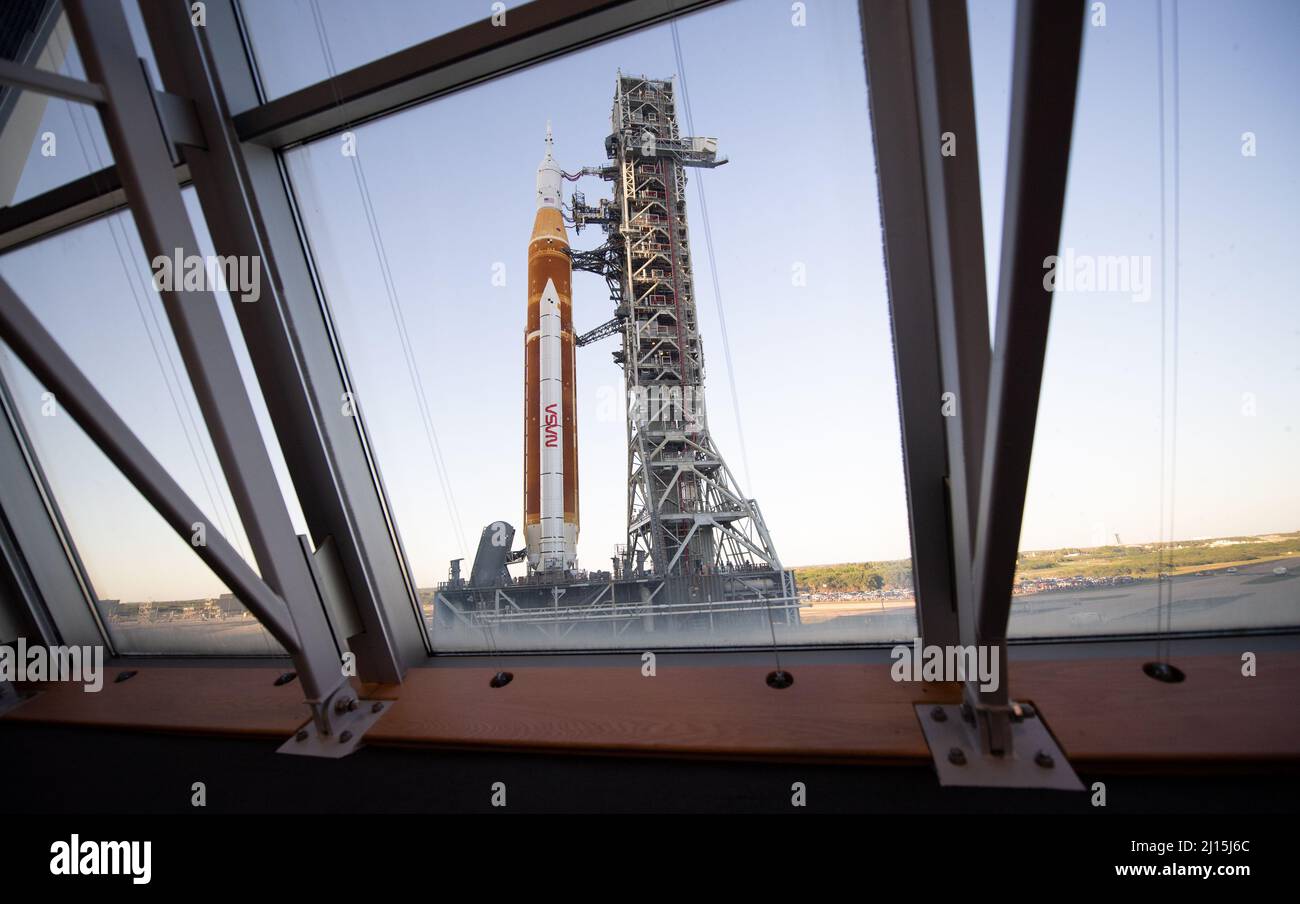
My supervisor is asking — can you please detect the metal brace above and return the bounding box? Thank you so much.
[142,60,205,162]
[280,684,391,759]
[0,56,204,162]
[915,700,1084,791]
[0,57,104,104]
[278,535,390,758]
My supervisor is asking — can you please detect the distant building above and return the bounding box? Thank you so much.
[216,593,244,616]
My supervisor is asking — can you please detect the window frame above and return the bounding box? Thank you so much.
[0,0,1291,695]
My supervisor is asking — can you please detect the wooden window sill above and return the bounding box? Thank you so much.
[5,651,1299,768]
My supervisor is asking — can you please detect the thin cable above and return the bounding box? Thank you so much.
[1165,1,1183,661]
[1154,0,1169,659]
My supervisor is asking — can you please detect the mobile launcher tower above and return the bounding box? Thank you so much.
[434,74,798,644]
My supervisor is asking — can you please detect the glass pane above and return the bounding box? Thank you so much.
[991,0,1300,638]
[0,191,303,654]
[283,0,917,651]
[238,0,529,100]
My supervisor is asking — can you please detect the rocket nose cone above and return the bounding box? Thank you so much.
[539,121,558,169]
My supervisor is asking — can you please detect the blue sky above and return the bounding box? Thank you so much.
[0,0,1296,606]
[971,0,1300,551]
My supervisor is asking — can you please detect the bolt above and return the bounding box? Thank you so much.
[371,702,384,714]
[339,730,353,744]
[295,729,308,743]
[334,697,352,715]
[948,747,966,766]
[930,706,947,722]
[765,670,794,689]
[347,699,358,713]
[1035,750,1055,769]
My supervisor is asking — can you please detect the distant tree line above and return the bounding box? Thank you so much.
[794,561,913,593]
[790,532,1298,592]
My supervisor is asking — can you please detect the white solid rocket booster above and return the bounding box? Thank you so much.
[538,279,565,569]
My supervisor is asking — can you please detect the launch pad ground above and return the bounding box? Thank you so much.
[431,567,800,649]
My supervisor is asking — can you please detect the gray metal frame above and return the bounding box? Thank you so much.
[0,0,1022,653]
[859,0,963,649]
[12,0,375,743]
[967,0,1085,754]
[136,0,428,682]
[865,0,1084,779]
[907,0,993,658]
[230,0,727,146]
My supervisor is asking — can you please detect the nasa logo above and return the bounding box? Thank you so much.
[544,403,560,448]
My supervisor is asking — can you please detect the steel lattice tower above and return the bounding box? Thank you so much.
[572,74,783,598]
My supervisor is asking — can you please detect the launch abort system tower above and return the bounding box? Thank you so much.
[572,73,789,607]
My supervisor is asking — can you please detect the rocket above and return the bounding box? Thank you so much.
[524,125,579,572]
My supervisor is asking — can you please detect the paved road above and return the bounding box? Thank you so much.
[793,558,1299,642]
[811,554,1300,639]
[105,618,283,655]
[1004,557,1300,638]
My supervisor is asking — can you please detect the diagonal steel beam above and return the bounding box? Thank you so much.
[968,0,1085,753]
[908,0,992,657]
[0,57,104,105]
[0,275,300,651]
[64,0,351,728]
[137,0,435,682]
